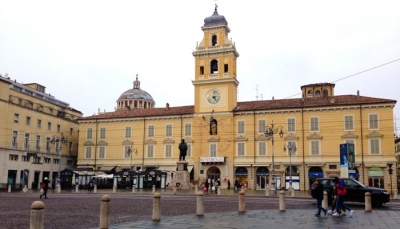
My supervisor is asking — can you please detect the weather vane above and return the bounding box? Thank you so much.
[215,0,218,11]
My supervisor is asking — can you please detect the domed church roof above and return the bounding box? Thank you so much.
[204,5,228,27]
[118,75,154,101]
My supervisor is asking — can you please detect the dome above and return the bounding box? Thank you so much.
[116,74,155,110]
[204,9,228,27]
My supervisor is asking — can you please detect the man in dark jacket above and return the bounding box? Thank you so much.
[312,179,327,217]
[178,139,188,161]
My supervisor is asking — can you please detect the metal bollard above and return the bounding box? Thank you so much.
[132,185,135,194]
[152,185,156,194]
[322,191,328,210]
[99,195,111,229]
[196,191,204,216]
[30,201,45,229]
[279,190,286,212]
[112,185,116,194]
[173,186,177,195]
[75,185,79,193]
[195,185,198,194]
[152,192,161,221]
[365,192,371,212]
[238,190,245,213]
[8,185,11,193]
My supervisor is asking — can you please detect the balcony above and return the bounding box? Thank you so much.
[35,146,41,152]
[11,143,18,149]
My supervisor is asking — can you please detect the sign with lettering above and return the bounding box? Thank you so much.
[200,157,224,163]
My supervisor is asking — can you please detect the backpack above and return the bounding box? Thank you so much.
[309,182,318,198]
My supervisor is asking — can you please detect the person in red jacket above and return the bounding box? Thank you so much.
[332,177,354,217]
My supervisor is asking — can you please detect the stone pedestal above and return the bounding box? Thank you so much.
[171,161,191,190]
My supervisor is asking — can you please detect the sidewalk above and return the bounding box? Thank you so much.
[109,209,400,229]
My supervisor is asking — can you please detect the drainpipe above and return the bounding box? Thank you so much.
[253,110,256,182]
[301,107,306,191]
[359,105,365,184]
[94,119,98,169]
[142,117,145,169]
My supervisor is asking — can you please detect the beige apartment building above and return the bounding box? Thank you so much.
[0,74,82,190]
[77,8,397,192]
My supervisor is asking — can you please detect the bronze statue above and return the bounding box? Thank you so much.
[178,139,188,161]
[210,118,218,135]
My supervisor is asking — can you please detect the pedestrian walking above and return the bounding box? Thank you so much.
[39,177,49,199]
[332,177,354,217]
[204,180,209,194]
[87,179,93,194]
[227,179,231,190]
[310,179,327,217]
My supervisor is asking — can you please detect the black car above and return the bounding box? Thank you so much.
[319,178,390,206]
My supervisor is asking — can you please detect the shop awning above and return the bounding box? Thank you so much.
[99,165,116,172]
[76,165,93,169]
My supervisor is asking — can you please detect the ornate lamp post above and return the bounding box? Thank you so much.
[388,163,393,199]
[127,147,138,171]
[284,142,297,190]
[49,134,68,190]
[264,121,284,194]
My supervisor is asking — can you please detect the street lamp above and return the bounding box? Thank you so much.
[388,163,393,199]
[264,121,284,194]
[49,133,68,191]
[283,142,297,190]
[127,147,138,171]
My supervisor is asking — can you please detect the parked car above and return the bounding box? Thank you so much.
[318,178,390,206]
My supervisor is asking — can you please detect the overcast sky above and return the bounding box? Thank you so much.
[1,0,399,134]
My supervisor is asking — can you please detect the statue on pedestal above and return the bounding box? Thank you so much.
[178,139,188,161]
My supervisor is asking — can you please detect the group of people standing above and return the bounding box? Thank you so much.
[311,177,354,217]
[203,179,221,194]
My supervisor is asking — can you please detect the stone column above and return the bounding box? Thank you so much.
[322,191,328,210]
[195,185,198,194]
[152,192,161,221]
[30,201,45,229]
[279,190,286,212]
[196,191,204,216]
[94,185,97,193]
[99,195,111,229]
[132,185,135,194]
[238,190,245,213]
[8,185,11,193]
[365,192,371,212]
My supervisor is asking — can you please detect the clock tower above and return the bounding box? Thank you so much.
[192,7,239,113]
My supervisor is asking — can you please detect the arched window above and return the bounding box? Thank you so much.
[323,89,328,96]
[210,59,218,73]
[315,90,321,97]
[212,35,217,46]
[307,90,313,97]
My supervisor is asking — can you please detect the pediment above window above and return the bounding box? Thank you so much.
[366,131,383,138]
[163,139,175,144]
[208,136,220,142]
[284,134,299,141]
[83,141,94,146]
[184,137,194,143]
[234,136,248,142]
[255,135,268,141]
[97,140,108,146]
[145,139,157,144]
[341,132,358,139]
[121,139,133,145]
[307,133,323,139]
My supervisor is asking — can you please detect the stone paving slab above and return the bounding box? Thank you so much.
[109,209,400,229]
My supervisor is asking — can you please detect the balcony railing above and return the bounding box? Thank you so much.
[11,143,18,149]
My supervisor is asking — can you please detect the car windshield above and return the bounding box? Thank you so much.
[346,179,366,188]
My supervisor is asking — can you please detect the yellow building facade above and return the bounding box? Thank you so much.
[77,8,397,192]
[0,74,82,190]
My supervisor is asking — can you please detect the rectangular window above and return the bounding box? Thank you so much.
[286,141,297,155]
[99,146,105,159]
[210,143,217,157]
[47,122,51,131]
[85,146,92,159]
[124,146,131,159]
[237,142,245,156]
[22,156,29,162]
[55,142,60,155]
[46,138,50,153]
[200,66,204,75]
[87,128,93,139]
[370,139,380,154]
[287,118,296,132]
[100,127,106,139]
[53,158,60,164]
[224,64,228,73]
[14,113,19,123]
[310,117,319,131]
[24,133,30,150]
[344,115,354,130]
[147,145,154,158]
[44,158,51,164]
[12,131,18,148]
[258,141,266,156]
[35,135,41,151]
[166,124,172,137]
[238,121,245,135]
[57,124,61,133]
[187,143,192,157]
[125,126,131,138]
[369,114,379,129]
[311,140,320,155]
[258,119,266,133]
[37,120,41,128]
[70,128,73,136]
[33,157,41,163]
[185,123,192,137]
[148,125,154,138]
[9,154,18,161]
[26,116,31,125]
[165,144,172,158]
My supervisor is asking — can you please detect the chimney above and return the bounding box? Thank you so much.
[272,96,275,101]
[166,103,170,110]
[357,90,360,97]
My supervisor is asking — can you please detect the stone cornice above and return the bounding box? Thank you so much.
[208,136,220,142]
[97,140,108,146]
[163,139,175,144]
[255,135,268,141]
[234,136,248,142]
[341,132,358,138]
[307,133,323,139]
[121,139,133,145]
[83,141,94,146]
[284,134,299,141]
[145,139,157,144]
[366,131,383,138]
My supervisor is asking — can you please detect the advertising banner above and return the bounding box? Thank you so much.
[339,143,349,178]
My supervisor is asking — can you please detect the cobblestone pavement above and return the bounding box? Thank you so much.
[0,190,399,229]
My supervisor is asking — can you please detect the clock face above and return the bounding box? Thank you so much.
[206,89,221,105]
